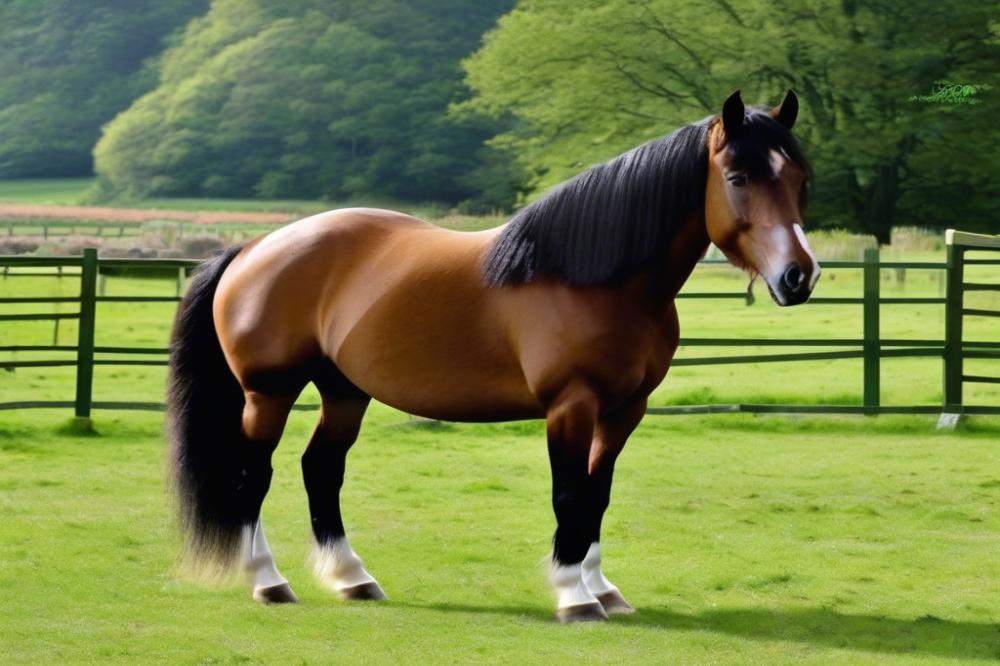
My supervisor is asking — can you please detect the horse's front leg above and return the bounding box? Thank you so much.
[545,383,608,622]
[581,396,647,615]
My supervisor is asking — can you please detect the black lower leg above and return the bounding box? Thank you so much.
[236,390,297,529]
[585,463,615,545]
[233,445,275,527]
[548,443,594,565]
[301,426,348,545]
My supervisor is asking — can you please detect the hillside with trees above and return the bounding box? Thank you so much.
[0,1,994,237]
[0,0,208,178]
[93,0,518,208]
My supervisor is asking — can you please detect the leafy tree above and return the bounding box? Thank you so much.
[94,0,518,207]
[462,0,1000,241]
[0,0,208,178]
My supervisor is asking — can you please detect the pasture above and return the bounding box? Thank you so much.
[2,407,999,664]
[0,178,460,220]
[1,235,999,663]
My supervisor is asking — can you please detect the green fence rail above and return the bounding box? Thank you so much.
[1,229,998,421]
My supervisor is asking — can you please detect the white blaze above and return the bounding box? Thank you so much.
[793,222,821,289]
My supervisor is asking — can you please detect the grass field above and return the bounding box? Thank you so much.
[1,407,999,664]
[0,179,96,206]
[0,178,457,219]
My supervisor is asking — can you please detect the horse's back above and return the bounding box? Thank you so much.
[214,208,540,417]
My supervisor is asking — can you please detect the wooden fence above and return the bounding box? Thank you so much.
[1,229,998,422]
[2,218,280,242]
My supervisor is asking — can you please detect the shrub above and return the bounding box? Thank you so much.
[180,236,226,258]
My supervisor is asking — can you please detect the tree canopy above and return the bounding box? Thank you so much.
[462,0,1000,241]
[0,0,208,178]
[0,0,994,236]
[93,0,517,206]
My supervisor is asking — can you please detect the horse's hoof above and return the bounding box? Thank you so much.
[556,601,609,624]
[253,582,299,604]
[596,589,635,615]
[338,581,388,601]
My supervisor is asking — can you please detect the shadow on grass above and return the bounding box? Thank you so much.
[404,602,1000,660]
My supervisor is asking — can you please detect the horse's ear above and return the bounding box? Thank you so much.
[721,90,745,138]
[770,89,798,130]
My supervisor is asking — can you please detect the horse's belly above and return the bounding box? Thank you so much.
[334,324,541,421]
[327,279,541,422]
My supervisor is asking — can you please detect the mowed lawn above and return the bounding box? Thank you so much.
[1,407,999,664]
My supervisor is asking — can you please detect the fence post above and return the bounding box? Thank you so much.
[74,248,98,427]
[941,234,964,421]
[862,247,880,412]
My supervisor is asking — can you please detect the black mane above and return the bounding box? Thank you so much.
[483,109,808,287]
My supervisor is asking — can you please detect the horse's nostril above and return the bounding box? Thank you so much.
[782,263,803,290]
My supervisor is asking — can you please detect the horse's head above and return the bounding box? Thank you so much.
[705,90,819,306]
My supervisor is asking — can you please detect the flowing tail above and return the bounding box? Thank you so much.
[166,245,259,576]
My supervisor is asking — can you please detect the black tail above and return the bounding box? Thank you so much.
[166,245,259,574]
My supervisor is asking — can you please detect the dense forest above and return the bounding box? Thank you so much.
[0,0,996,237]
[94,0,519,207]
[0,0,208,178]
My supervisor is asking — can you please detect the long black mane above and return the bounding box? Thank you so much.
[483,110,808,286]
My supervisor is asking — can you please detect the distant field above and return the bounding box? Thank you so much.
[0,178,460,220]
[0,179,95,205]
[0,178,327,214]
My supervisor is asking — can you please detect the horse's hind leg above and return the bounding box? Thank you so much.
[240,389,299,603]
[245,518,297,603]
[302,381,385,600]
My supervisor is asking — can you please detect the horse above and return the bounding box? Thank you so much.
[166,89,819,623]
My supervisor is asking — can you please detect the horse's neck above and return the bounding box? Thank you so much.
[642,210,710,306]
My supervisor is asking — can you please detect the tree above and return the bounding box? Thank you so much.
[462,0,1000,241]
[94,0,518,207]
[0,0,208,178]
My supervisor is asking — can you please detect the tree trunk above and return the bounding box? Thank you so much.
[846,165,898,246]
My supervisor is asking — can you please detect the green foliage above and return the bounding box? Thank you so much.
[909,83,991,105]
[94,0,519,207]
[0,0,208,178]
[462,0,1000,241]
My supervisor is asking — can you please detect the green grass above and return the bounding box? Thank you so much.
[0,177,329,214]
[0,178,459,219]
[0,179,96,205]
[1,408,998,664]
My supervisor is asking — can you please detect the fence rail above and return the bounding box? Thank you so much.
[1,228,998,421]
[2,217,284,242]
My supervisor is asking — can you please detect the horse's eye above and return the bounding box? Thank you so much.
[727,173,747,187]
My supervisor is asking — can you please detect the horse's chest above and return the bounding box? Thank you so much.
[514,300,676,405]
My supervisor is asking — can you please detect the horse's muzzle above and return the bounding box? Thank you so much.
[768,261,819,306]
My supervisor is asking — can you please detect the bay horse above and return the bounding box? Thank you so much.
[167,90,819,622]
